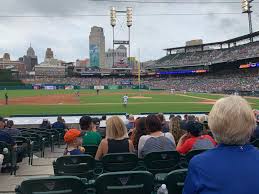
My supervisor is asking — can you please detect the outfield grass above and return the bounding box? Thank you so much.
[0,89,258,116]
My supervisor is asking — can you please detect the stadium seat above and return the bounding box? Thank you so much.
[13,136,33,165]
[0,141,17,175]
[101,153,139,172]
[83,145,99,157]
[143,151,181,182]
[15,176,87,194]
[184,149,208,163]
[95,171,154,194]
[53,155,96,179]
[251,139,259,149]
[21,132,46,158]
[165,169,188,194]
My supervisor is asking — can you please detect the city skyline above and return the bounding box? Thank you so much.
[0,0,258,62]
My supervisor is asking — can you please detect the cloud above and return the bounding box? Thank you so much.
[0,0,258,62]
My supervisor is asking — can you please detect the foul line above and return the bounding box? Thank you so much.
[175,93,217,101]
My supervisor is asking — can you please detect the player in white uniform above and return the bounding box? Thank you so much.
[122,94,129,108]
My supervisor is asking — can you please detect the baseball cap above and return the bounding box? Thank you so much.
[64,128,84,143]
[92,117,100,125]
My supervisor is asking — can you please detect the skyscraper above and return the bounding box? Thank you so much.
[89,26,105,68]
[23,44,38,71]
[45,48,54,60]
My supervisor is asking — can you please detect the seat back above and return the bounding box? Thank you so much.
[251,139,259,148]
[83,145,99,157]
[15,176,86,194]
[102,153,138,172]
[185,149,207,163]
[165,169,187,194]
[95,171,154,194]
[54,155,95,178]
[144,151,181,173]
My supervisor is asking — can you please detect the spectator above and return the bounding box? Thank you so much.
[99,115,107,128]
[40,119,51,129]
[252,110,259,139]
[176,121,216,154]
[3,120,21,137]
[52,116,66,130]
[0,118,15,146]
[95,116,134,160]
[80,116,101,146]
[0,117,25,164]
[169,117,186,144]
[157,113,169,133]
[183,96,259,194]
[138,115,176,159]
[169,114,175,120]
[64,128,85,155]
[130,117,147,150]
[92,118,100,131]
[126,115,135,131]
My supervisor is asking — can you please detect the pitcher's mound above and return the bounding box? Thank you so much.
[130,96,152,99]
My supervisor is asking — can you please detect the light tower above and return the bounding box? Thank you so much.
[127,7,133,67]
[241,0,254,42]
[110,7,133,67]
[110,7,116,68]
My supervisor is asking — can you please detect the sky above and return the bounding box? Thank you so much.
[0,0,258,63]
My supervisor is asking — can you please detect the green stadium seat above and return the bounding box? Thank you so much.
[83,145,99,157]
[21,132,46,158]
[101,153,139,172]
[251,139,259,149]
[165,169,188,194]
[53,155,96,179]
[143,151,181,182]
[15,176,87,194]
[185,149,207,163]
[95,171,154,194]
[13,136,33,165]
[0,141,17,175]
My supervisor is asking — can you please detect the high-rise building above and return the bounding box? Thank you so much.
[89,26,105,68]
[23,44,38,71]
[0,53,26,75]
[45,48,54,60]
[105,45,127,68]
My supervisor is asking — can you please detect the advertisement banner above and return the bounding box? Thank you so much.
[94,86,104,90]
[44,85,56,90]
[108,85,120,90]
[90,44,100,67]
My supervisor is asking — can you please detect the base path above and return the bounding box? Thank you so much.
[0,94,79,105]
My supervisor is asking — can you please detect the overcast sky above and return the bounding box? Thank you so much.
[0,0,258,63]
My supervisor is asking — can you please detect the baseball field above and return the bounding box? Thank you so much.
[0,89,259,116]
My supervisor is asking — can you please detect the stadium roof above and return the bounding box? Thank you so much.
[164,31,259,52]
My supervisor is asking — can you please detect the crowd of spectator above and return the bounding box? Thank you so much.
[22,68,258,92]
[155,41,259,67]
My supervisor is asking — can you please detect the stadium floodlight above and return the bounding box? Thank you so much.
[241,0,253,13]
[241,0,253,42]
[126,7,133,27]
[110,7,116,27]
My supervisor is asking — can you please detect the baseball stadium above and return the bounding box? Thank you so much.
[0,1,259,194]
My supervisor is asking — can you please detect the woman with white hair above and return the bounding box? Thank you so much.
[183,96,259,194]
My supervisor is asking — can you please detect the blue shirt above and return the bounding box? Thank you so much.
[0,130,15,146]
[52,121,66,130]
[183,144,259,194]
[64,149,83,156]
